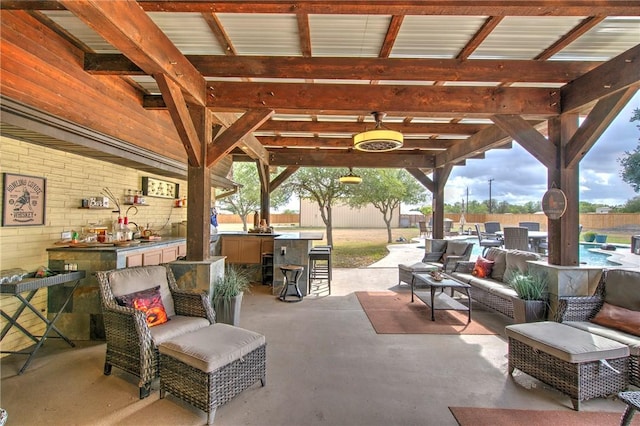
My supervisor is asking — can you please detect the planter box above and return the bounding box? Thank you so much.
[512,297,547,324]
[595,235,608,243]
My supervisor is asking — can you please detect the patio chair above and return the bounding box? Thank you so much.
[484,221,502,237]
[95,265,215,399]
[475,223,503,256]
[518,221,540,231]
[503,227,530,251]
[418,221,429,238]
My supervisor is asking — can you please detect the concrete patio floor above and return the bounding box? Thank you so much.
[0,253,634,425]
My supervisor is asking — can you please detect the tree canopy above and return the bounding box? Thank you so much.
[618,107,640,193]
[217,162,290,231]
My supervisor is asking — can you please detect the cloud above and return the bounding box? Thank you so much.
[446,92,640,207]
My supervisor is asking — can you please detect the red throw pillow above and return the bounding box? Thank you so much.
[116,285,169,327]
[590,302,640,337]
[472,256,495,278]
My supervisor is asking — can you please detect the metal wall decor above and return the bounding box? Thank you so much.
[2,173,46,226]
[542,188,567,220]
[141,177,179,199]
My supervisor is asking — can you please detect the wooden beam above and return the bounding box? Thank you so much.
[206,109,274,166]
[457,16,503,60]
[435,125,515,167]
[379,15,403,58]
[271,166,299,191]
[60,0,206,106]
[155,73,202,167]
[268,149,434,168]
[491,115,556,169]
[258,120,488,134]
[534,16,604,60]
[406,168,435,193]
[565,87,639,168]
[296,13,311,57]
[561,44,640,113]
[143,83,560,116]
[257,160,269,193]
[6,1,640,15]
[85,54,599,83]
[257,136,460,150]
[201,12,237,55]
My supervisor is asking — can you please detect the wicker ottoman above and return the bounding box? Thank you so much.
[159,324,266,424]
[506,321,629,411]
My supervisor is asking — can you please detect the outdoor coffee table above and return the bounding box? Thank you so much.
[411,273,471,323]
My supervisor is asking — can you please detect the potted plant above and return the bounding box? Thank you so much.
[212,265,251,326]
[582,231,596,242]
[595,234,608,243]
[507,271,548,324]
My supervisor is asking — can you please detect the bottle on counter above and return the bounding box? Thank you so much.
[114,217,124,241]
[123,217,133,241]
[125,189,134,204]
[253,211,259,229]
[133,191,139,204]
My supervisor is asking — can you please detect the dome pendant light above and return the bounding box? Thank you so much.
[353,112,403,152]
[339,167,362,184]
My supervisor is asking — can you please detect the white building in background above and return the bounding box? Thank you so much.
[595,207,611,214]
[299,199,401,228]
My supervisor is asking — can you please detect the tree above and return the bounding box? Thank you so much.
[618,108,640,192]
[218,162,290,231]
[284,167,350,247]
[621,196,640,213]
[347,169,427,243]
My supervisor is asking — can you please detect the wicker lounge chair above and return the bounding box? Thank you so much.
[95,265,215,399]
[503,227,530,251]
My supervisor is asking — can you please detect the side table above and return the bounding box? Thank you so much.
[278,264,304,303]
[0,270,85,374]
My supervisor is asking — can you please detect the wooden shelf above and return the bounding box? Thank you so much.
[123,203,149,206]
[78,207,111,210]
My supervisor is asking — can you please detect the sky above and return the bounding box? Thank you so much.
[442,91,640,209]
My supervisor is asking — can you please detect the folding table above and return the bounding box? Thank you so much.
[0,270,85,374]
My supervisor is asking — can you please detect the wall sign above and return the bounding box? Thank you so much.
[2,173,46,226]
[542,188,567,220]
[142,176,179,199]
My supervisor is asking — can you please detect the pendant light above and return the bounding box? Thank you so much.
[339,167,362,184]
[353,112,403,152]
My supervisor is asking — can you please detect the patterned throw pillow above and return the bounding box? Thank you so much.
[472,256,495,278]
[115,285,169,327]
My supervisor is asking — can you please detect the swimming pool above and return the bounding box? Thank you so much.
[461,238,621,266]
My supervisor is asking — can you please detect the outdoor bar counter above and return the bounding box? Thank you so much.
[215,231,324,296]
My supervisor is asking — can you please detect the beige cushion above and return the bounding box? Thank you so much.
[506,321,629,363]
[564,321,640,356]
[107,265,175,317]
[445,241,469,256]
[485,248,507,282]
[504,250,540,282]
[159,324,266,373]
[150,315,211,345]
[604,269,640,311]
[398,262,439,273]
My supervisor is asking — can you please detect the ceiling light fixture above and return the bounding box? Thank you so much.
[353,112,403,152]
[339,167,362,184]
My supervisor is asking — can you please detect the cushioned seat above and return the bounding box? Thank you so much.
[506,321,629,410]
[159,324,267,425]
[398,239,474,286]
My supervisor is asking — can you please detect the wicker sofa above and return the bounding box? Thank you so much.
[555,268,640,387]
[95,265,215,399]
[450,247,541,319]
[398,239,474,286]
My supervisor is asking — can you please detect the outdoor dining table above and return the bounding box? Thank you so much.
[0,270,85,374]
[496,230,548,253]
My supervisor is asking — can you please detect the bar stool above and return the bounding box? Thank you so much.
[308,245,332,295]
[278,264,304,303]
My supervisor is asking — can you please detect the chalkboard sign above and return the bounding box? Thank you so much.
[542,188,567,220]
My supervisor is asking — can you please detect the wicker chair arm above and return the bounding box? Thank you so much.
[171,289,216,323]
[554,295,603,322]
[452,261,475,274]
[422,251,444,262]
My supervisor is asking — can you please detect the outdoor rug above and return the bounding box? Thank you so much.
[449,406,638,426]
[355,291,498,334]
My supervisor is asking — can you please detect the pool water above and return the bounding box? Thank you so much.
[461,238,620,266]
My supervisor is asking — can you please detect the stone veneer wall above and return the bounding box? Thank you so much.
[0,136,189,353]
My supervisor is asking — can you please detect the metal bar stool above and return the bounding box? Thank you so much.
[308,245,332,295]
[278,264,304,303]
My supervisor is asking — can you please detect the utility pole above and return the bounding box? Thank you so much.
[466,187,469,214]
[488,178,494,213]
